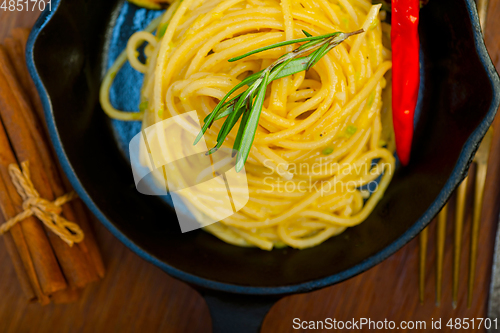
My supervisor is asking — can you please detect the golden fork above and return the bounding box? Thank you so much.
[420,129,492,307]
[419,0,491,307]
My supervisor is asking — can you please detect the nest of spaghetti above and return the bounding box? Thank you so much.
[102,0,395,250]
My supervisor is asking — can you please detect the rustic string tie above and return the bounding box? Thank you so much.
[0,161,84,246]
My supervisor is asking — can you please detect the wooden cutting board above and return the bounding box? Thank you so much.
[1,2,500,332]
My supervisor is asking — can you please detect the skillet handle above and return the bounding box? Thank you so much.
[202,291,281,333]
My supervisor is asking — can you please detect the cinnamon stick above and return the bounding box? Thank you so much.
[4,37,31,100]
[0,46,98,289]
[0,211,36,302]
[5,28,44,121]
[4,31,105,279]
[0,118,65,300]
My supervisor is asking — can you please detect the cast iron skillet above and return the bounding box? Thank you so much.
[27,0,500,331]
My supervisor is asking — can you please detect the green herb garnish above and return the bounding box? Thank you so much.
[139,100,149,112]
[194,29,364,172]
[322,147,334,155]
[157,23,169,39]
[346,125,358,137]
[367,90,375,108]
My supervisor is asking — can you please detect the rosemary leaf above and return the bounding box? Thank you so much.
[215,103,245,148]
[195,79,249,144]
[233,104,251,155]
[306,43,330,70]
[213,104,235,121]
[302,30,313,37]
[271,57,309,80]
[296,37,331,52]
[236,71,270,171]
[229,31,342,62]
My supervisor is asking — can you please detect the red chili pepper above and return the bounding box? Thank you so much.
[391,0,420,165]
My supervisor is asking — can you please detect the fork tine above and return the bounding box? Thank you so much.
[436,204,448,306]
[468,162,487,307]
[419,226,429,304]
[477,0,489,30]
[453,177,468,308]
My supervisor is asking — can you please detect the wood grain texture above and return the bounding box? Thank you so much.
[1,3,500,332]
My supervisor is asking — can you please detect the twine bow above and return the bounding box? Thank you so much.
[0,161,84,246]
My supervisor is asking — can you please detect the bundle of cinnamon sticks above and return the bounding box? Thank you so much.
[0,28,105,305]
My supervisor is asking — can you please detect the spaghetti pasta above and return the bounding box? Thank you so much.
[100,0,395,250]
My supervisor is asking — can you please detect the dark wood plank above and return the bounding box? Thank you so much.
[1,3,500,332]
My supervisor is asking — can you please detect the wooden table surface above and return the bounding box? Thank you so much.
[1,3,500,332]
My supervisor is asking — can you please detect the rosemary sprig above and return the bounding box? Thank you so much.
[194,29,364,172]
